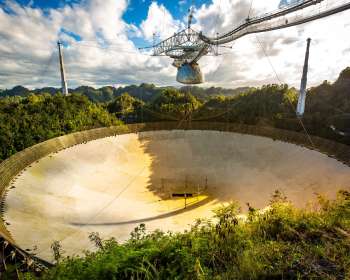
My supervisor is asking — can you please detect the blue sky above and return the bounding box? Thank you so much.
[123,0,209,25]
[125,0,186,26]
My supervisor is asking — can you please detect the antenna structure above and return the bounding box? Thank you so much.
[297,38,311,117]
[57,41,69,96]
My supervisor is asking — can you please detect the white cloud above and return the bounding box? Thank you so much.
[193,0,350,88]
[0,0,349,89]
[140,2,182,41]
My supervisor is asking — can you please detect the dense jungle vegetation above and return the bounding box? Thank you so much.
[0,94,120,161]
[14,190,348,279]
[1,67,349,162]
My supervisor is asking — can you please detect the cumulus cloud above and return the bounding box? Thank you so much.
[193,0,350,88]
[0,0,177,88]
[140,2,182,41]
[0,0,349,89]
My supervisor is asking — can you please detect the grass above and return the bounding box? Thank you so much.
[17,190,350,279]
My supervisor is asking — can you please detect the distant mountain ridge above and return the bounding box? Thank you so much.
[0,83,251,103]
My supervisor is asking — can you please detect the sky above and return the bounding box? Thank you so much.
[0,0,350,89]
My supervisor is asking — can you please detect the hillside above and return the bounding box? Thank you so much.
[0,84,250,103]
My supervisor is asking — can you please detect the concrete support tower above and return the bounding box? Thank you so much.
[297,38,311,116]
[57,41,68,96]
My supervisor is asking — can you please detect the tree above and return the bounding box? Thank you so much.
[107,93,144,122]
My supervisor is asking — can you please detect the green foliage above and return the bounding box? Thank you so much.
[193,79,349,144]
[0,94,121,161]
[146,88,202,121]
[25,191,349,280]
[107,93,144,122]
[51,241,64,264]
[70,86,115,103]
[194,84,297,125]
[0,85,31,97]
[180,86,252,101]
[300,71,350,142]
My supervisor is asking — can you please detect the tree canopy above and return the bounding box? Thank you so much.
[0,94,121,161]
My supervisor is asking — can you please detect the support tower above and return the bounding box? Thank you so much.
[297,38,311,116]
[57,41,68,96]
